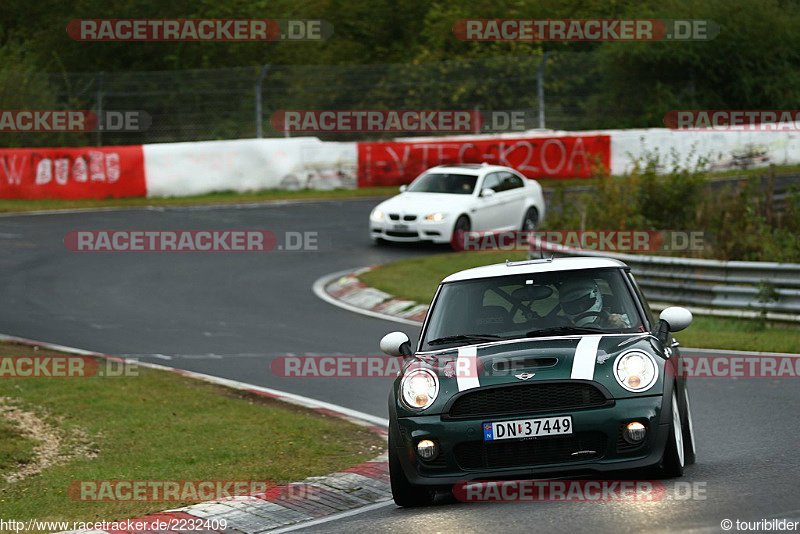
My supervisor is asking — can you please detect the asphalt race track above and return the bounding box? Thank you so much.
[1,198,799,533]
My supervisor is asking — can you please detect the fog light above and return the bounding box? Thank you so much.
[416,439,438,460]
[624,422,647,444]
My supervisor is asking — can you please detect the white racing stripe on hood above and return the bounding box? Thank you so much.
[571,335,602,380]
[456,345,480,392]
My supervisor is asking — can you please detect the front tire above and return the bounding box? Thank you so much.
[656,389,685,478]
[389,433,436,507]
[454,215,471,234]
[681,386,697,465]
[521,207,539,231]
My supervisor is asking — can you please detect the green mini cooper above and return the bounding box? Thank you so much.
[380,256,695,506]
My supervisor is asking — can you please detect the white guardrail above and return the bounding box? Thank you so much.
[529,241,800,322]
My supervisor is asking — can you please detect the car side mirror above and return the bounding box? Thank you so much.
[399,185,407,192]
[481,188,495,198]
[653,307,693,343]
[380,331,412,357]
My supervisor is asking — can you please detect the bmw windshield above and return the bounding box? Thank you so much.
[420,268,646,351]
[406,173,477,194]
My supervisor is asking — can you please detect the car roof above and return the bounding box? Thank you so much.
[441,256,629,283]
[426,164,517,176]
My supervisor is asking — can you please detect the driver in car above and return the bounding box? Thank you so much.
[558,278,631,328]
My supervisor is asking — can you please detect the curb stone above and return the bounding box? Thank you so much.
[323,266,427,326]
[0,333,392,534]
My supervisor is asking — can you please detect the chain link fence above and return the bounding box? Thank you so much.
[1,52,646,147]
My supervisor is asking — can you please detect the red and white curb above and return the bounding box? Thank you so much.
[312,267,427,327]
[0,333,393,534]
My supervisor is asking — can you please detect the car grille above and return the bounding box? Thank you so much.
[385,231,418,238]
[446,382,610,419]
[454,432,607,470]
[388,214,417,221]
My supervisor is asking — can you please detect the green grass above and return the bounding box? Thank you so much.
[359,250,528,305]
[0,187,400,213]
[359,251,800,353]
[0,342,383,529]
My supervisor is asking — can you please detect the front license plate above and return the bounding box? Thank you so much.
[483,416,573,441]
[394,224,409,230]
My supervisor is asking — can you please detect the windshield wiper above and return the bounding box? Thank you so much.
[524,326,605,338]
[427,334,505,346]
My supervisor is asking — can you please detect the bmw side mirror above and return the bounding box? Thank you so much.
[654,307,693,344]
[481,188,496,198]
[380,331,412,357]
[399,185,407,192]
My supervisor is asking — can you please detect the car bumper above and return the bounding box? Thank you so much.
[392,395,668,486]
[370,219,452,243]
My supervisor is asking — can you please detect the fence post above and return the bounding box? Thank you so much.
[255,65,270,138]
[537,52,552,129]
[96,71,104,146]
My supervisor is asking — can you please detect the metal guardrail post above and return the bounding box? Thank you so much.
[537,52,552,129]
[255,65,270,139]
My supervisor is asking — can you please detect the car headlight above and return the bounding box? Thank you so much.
[614,351,658,392]
[400,368,439,410]
[424,212,446,222]
[370,209,384,222]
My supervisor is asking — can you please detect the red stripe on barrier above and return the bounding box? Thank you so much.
[0,145,146,199]
[357,135,610,186]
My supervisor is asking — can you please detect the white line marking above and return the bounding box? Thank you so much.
[456,345,480,391]
[312,269,424,326]
[268,500,395,533]
[571,335,601,380]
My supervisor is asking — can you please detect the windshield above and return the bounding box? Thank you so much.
[406,173,477,194]
[421,268,645,350]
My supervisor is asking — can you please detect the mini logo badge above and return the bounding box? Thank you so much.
[515,372,535,380]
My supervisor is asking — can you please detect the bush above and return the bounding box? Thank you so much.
[544,154,800,262]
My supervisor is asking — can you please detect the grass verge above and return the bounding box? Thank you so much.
[0,187,400,213]
[0,342,384,529]
[358,250,800,353]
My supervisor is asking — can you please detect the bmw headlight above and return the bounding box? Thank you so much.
[614,351,658,392]
[370,209,384,222]
[400,368,439,410]
[424,212,446,222]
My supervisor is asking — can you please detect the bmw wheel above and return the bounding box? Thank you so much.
[521,207,539,231]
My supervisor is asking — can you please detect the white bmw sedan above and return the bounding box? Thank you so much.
[369,164,546,244]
